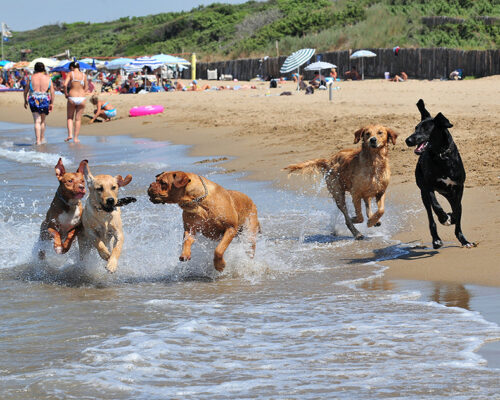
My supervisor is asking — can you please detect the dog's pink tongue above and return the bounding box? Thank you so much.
[416,142,426,153]
[74,193,85,199]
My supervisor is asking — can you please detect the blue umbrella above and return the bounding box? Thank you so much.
[51,60,97,72]
[350,50,376,80]
[105,57,134,70]
[0,60,11,67]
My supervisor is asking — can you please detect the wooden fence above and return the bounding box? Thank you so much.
[195,48,500,81]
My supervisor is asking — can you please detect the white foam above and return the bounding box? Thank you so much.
[0,146,71,168]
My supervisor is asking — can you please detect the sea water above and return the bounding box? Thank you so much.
[0,122,499,399]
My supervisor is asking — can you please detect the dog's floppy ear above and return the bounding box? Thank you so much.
[434,112,453,129]
[386,128,398,145]
[353,127,365,144]
[76,159,88,174]
[417,99,431,121]
[172,172,191,188]
[54,158,66,181]
[116,174,132,187]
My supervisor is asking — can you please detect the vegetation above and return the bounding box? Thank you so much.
[3,0,499,61]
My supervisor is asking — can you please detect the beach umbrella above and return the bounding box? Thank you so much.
[50,60,97,72]
[280,48,316,74]
[8,61,30,70]
[304,61,337,82]
[124,56,164,71]
[152,54,190,65]
[105,57,133,70]
[350,50,376,80]
[280,48,316,90]
[28,58,59,69]
[0,60,11,67]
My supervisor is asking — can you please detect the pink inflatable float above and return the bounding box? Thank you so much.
[129,105,164,117]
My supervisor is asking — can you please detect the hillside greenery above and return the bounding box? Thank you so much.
[3,0,499,61]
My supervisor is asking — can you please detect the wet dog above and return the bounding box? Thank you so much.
[79,163,133,273]
[284,125,398,239]
[148,171,260,271]
[38,158,87,259]
[405,99,474,249]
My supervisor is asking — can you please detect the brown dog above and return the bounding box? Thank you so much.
[38,158,87,259]
[147,171,260,271]
[79,164,132,273]
[284,125,398,239]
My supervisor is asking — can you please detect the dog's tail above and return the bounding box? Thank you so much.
[282,158,330,176]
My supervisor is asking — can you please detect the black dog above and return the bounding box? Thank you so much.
[405,99,475,249]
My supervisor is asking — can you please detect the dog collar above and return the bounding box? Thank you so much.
[180,175,208,207]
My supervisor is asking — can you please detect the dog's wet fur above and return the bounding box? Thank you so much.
[405,99,474,249]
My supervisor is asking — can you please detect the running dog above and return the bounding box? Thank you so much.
[147,171,260,271]
[38,158,87,259]
[79,164,133,273]
[283,125,398,239]
[405,99,474,249]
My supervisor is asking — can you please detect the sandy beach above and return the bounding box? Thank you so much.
[1,77,498,287]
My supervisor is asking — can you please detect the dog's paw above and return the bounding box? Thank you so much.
[54,246,63,255]
[179,255,191,262]
[214,258,226,272]
[441,214,452,226]
[432,239,443,249]
[106,259,118,273]
[462,242,477,249]
[354,233,365,240]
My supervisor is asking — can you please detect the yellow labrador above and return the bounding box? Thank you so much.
[79,164,132,273]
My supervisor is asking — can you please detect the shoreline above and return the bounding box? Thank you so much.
[2,78,499,363]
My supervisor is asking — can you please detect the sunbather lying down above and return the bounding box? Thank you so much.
[390,72,408,82]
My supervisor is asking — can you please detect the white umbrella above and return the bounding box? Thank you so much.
[152,54,190,65]
[28,57,59,69]
[350,50,376,80]
[305,61,337,83]
[280,48,316,90]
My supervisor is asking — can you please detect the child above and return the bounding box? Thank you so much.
[89,95,116,123]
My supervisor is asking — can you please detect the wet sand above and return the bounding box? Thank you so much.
[1,77,499,324]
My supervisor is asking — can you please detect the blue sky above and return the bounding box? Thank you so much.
[3,0,253,31]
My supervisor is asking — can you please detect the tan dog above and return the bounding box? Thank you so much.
[79,164,132,273]
[284,125,398,239]
[147,171,260,271]
[38,158,87,259]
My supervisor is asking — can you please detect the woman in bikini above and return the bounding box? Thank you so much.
[89,95,117,123]
[23,62,55,145]
[63,61,88,143]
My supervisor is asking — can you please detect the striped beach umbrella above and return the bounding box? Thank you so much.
[280,48,315,74]
[124,56,164,71]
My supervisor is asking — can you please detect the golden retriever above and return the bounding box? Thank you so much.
[284,125,398,239]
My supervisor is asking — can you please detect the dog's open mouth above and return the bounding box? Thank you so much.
[74,192,85,199]
[415,141,428,155]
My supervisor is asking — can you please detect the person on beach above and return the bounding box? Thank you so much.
[390,71,408,82]
[63,62,88,143]
[23,62,55,145]
[89,95,116,123]
[344,66,361,81]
